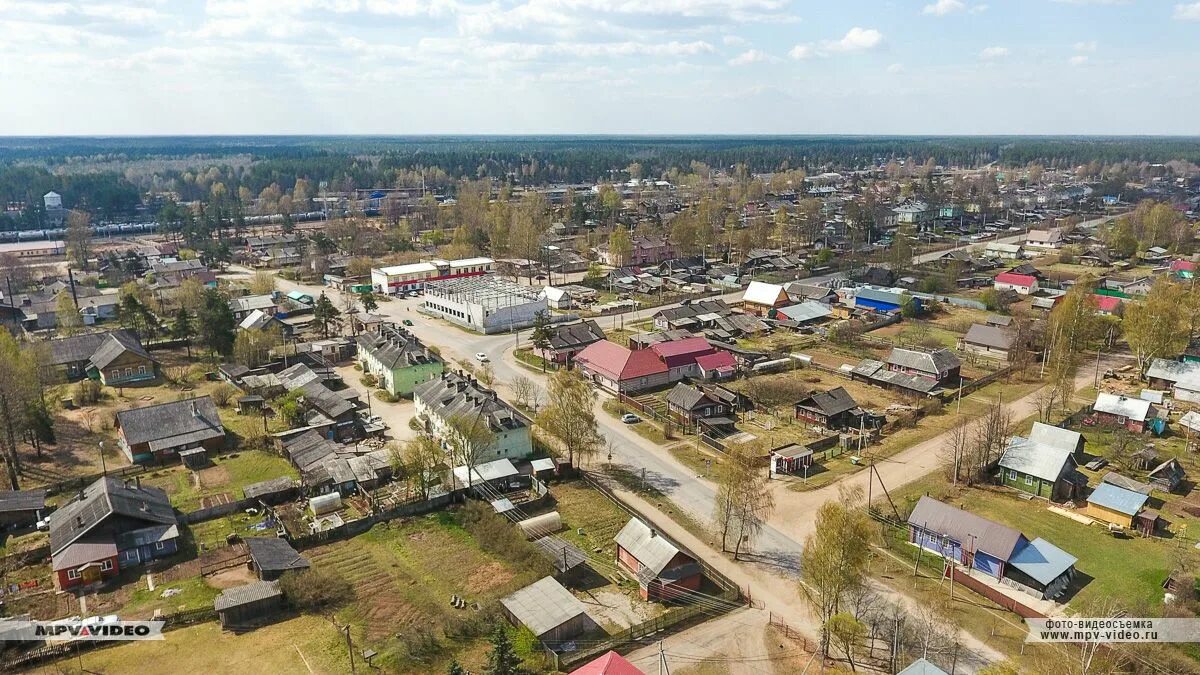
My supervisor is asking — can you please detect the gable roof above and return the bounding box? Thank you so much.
[549,320,607,350]
[963,324,1014,351]
[116,396,224,449]
[214,580,282,612]
[413,371,529,434]
[575,340,668,382]
[995,272,1037,287]
[897,659,950,675]
[500,576,590,638]
[1008,538,1077,587]
[742,281,787,306]
[569,650,645,675]
[795,387,859,417]
[614,518,690,577]
[1145,358,1200,384]
[695,351,737,373]
[48,476,176,556]
[1087,483,1149,516]
[907,496,1025,561]
[1093,392,1152,422]
[0,489,46,513]
[998,436,1074,482]
[245,537,310,573]
[1027,422,1082,454]
[649,336,711,359]
[88,331,156,371]
[357,326,440,370]
[776,301,833,323]
[665,383,712,411]
[887,347,961,375]
[45,330,142,367]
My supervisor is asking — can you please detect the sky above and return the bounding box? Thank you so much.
[1,0,1198,136]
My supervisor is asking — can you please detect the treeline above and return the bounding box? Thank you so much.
[5,135,1200,185]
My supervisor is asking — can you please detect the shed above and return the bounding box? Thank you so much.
[1148,458,1186,493]
[243,476,300,505]
[1085,483,1148,528]
[1100,471,1153,495]
[245,537,311,581]
[179,447,210,470]
[770,443,815,475]
[1005,537,1077,600]
[214,580,283,629]
[0,489,47,528]
[500,576,596,643]
[533,537,590,576]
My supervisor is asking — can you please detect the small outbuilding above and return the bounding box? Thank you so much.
[243,476,300,505]
[1085,483,1149,529]
[499,576,597,644]
[245,537,311,581]
[1148,458,1186,493]
[214,580,284,630]
[0,489,46,529]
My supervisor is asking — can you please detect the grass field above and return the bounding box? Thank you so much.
[51,615,354,675]
[306,509,549,672]
[138,450,298,512]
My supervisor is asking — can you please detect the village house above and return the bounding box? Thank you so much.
[228,294,278,321]
[614,518,702,601]
[885,347,961,385]
[44,330,159,385]
[1092,294,1123,317]
[575,340,670,393]
[985,243,1024,260]
[48,477,179,590]
[649,336,715,381]
[740,281,789,316]
[665,383,729,428]
[537,320,607,365]
[1092,392,1155,433]
[793,387,866,431]
[960,323,1016,361]
[993,271,1039,295]
[848,286,918,314]
[569,651,643,675]
[1024,227,1064,250]
[0,489,46,529]
[115,396,226,464]
[356,324,444,396]
[771,301,834,326]
[997,423,1086,501]
[414,371,532,463]
[500,576,598,644]
[652,299,734,332]
[907,496,1077,601]
[594,235,675,266]
[1085,483,1152,531]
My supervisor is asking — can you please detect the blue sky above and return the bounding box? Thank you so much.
[1,0,1197,135]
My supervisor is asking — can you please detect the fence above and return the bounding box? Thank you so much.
[288,491,458,550]
[0,543,51,570]
[34,464,152,497]
[181,496,261,524]
[949,567,1046,619]
[947,362,1021,402]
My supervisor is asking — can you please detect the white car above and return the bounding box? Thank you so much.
[475,352,490,363]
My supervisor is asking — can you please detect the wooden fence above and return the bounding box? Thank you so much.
[288,491,458,550]
[949,567,1046,619]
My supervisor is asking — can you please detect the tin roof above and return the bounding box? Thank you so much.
[1087,483,1149,516]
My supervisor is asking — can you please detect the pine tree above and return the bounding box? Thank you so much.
[196,288,236,357]
[484,625,526,675]
[171,308,194,358]
[530,311,554,372]
[313,292,342,339]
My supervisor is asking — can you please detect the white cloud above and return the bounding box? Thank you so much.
[1069,55,1088,65]
[728,48,772,65]
[788,43,812,59]
[788,26,883,60]
[980,46,1009,59]
[1175,2,1200,20]
[886,62,904,73]
[722,34,746,46]
[922,0,965,16]
[1073,40,1097,52]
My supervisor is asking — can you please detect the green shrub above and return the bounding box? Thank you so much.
[361,373,378,387]
[75,379,103,405]
[278,568,353,612]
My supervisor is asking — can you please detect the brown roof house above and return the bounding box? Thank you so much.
[115,396,226,464]
[615,518,702,601]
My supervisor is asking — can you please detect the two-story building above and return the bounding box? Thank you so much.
[414,372,532,463]
[357,324,443,397]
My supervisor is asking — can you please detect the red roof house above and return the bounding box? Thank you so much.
[695,351,738,380]
[649,337,715,379]
[993,272,1039,295]
[1092,295,1123,315]
[575,340,669,393]
[570,651,645,675]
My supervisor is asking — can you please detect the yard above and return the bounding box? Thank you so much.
[137,450,298,513]
[304,507,551,672]
[49,614,355,675]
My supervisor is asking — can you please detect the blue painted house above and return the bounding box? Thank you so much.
[853,287,919,314]
[907,496,1077,600]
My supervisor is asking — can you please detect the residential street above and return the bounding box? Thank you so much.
[260,269,1123,671]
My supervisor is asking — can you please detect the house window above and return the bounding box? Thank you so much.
[1116,416,1127,424]
[1025,475,1034,486]
[155,541,165,551]
[125,368,133,377]
[67,569,80,580]
[111,369,120,380]
[1008,470,1017,481]
[138,365,146,375]
[100,560,113,572]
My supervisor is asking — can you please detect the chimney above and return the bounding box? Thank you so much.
[75,515,84,528]
[649,528,657,538]
[140,501,149,512]
[191,401,199,417]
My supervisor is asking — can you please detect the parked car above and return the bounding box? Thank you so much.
[475,352,490,362]
[621,413,640,424]
[402,319,413,326]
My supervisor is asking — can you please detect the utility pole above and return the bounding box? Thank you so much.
[658,641,670,675]
[345,625,356,674]
[99,441,107,476]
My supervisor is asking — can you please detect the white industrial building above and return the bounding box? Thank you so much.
[422,276,549,334]
[371,257,494,295]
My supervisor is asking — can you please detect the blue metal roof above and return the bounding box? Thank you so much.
[1087,483,1148,516]
[897,658,950,675]
[1009,537,1077,586]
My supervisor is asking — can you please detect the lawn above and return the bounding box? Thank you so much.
[122,575,222,617]
[306,508,551,672]
[891,475,1198,612]
[51,614,354,675]
[549,480,636,563]
[138,450,298,512]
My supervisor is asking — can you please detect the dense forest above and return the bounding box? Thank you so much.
[2,135,1199,220]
